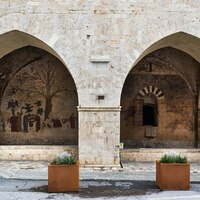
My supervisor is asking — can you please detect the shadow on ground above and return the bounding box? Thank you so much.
[27,180,160,198]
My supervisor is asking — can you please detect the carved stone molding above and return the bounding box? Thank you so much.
[77,106,121,112]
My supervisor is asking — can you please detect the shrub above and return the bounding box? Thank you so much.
[160,151,187,163]
[51,152,77,165]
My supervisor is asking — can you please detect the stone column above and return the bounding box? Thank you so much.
[78,106,121,167]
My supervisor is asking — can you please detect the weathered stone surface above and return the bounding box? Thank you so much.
[0,1,200,165]
[78,107,120,166]
[121,148,200,162]
[0,145,78,161]
[121,47,198,148]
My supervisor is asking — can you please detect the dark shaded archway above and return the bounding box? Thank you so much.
[120,47,200,148]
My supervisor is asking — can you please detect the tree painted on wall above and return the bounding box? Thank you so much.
[6,59,76,120]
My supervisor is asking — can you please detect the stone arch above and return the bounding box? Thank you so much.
[120,32,200,149]
[0,30,79,103]
[0,31,79,146]
[122,34,200,114]
[129,32,200,74]
[120,32,200,107]
[137,86,164,99]
[0,30,63,63]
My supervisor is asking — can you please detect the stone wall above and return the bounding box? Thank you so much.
[0,1,200,165]
[121,74,194,148]
[78,107,120,166]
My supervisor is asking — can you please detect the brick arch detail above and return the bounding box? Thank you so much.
[137,86,164,99]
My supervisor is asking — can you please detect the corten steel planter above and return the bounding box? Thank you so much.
[48,163,79,192]
[156,160,190,190]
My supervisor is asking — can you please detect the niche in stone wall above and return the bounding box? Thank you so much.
[0,47,78,145]
[143,94,158,127]
[133,93,158,138]
[121,47,197,148]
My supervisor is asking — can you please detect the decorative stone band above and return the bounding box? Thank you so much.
[77,106,122,112]
[137,86,164,99]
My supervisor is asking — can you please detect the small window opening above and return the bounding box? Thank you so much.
[143,104,156,126]
[142,94,158,126]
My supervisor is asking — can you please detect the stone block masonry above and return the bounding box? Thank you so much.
[0,1,200,166]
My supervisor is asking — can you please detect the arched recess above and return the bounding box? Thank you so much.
[130,32,200,70]
[120,33,200,148]
[0,31,79,146]
[0,30,63,62]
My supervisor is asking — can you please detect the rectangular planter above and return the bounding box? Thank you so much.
[48,163,79,192]
[156,160,190,190]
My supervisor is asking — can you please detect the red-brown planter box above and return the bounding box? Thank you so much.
[156,160,190,190]
[48,163,79,192]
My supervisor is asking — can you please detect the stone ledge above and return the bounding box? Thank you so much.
[81,164,121,170]
[0,145,77,150]
[121,148,200,153]
[90,55,110,63]
[120,148,200,162]
[0,145,78,161]
[77,106,122,112]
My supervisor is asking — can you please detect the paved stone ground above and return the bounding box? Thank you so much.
[1,160,200,181]
[0,161,200,199]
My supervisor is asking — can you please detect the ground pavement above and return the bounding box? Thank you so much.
[0,161,200,199]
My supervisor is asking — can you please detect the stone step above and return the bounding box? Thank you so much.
[120,148,200,162]
[0,145,78,161]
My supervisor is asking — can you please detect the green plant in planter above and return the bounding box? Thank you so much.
[156,151,190,190]
[48,151,79,192]
[160,151,187,163]
[51,152,77,165]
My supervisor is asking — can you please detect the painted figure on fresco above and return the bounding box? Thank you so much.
[23,113,42,133]
[7,99,23,132]
[21,103,42,133]
[37,107,43,116]
[35,114,41,132]
[7,99,18,113]
[22,104,34,113]
[35,100,43,132]
[10,112,18,132]
[7,98,77,133]
[16,111,22,132]
[7,101,43,133]
[21,104,34,133]
[23,114,29,133]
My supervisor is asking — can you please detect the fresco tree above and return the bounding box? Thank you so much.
[6,59,76,120]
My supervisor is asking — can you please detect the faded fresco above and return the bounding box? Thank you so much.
[0,49,78,145]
